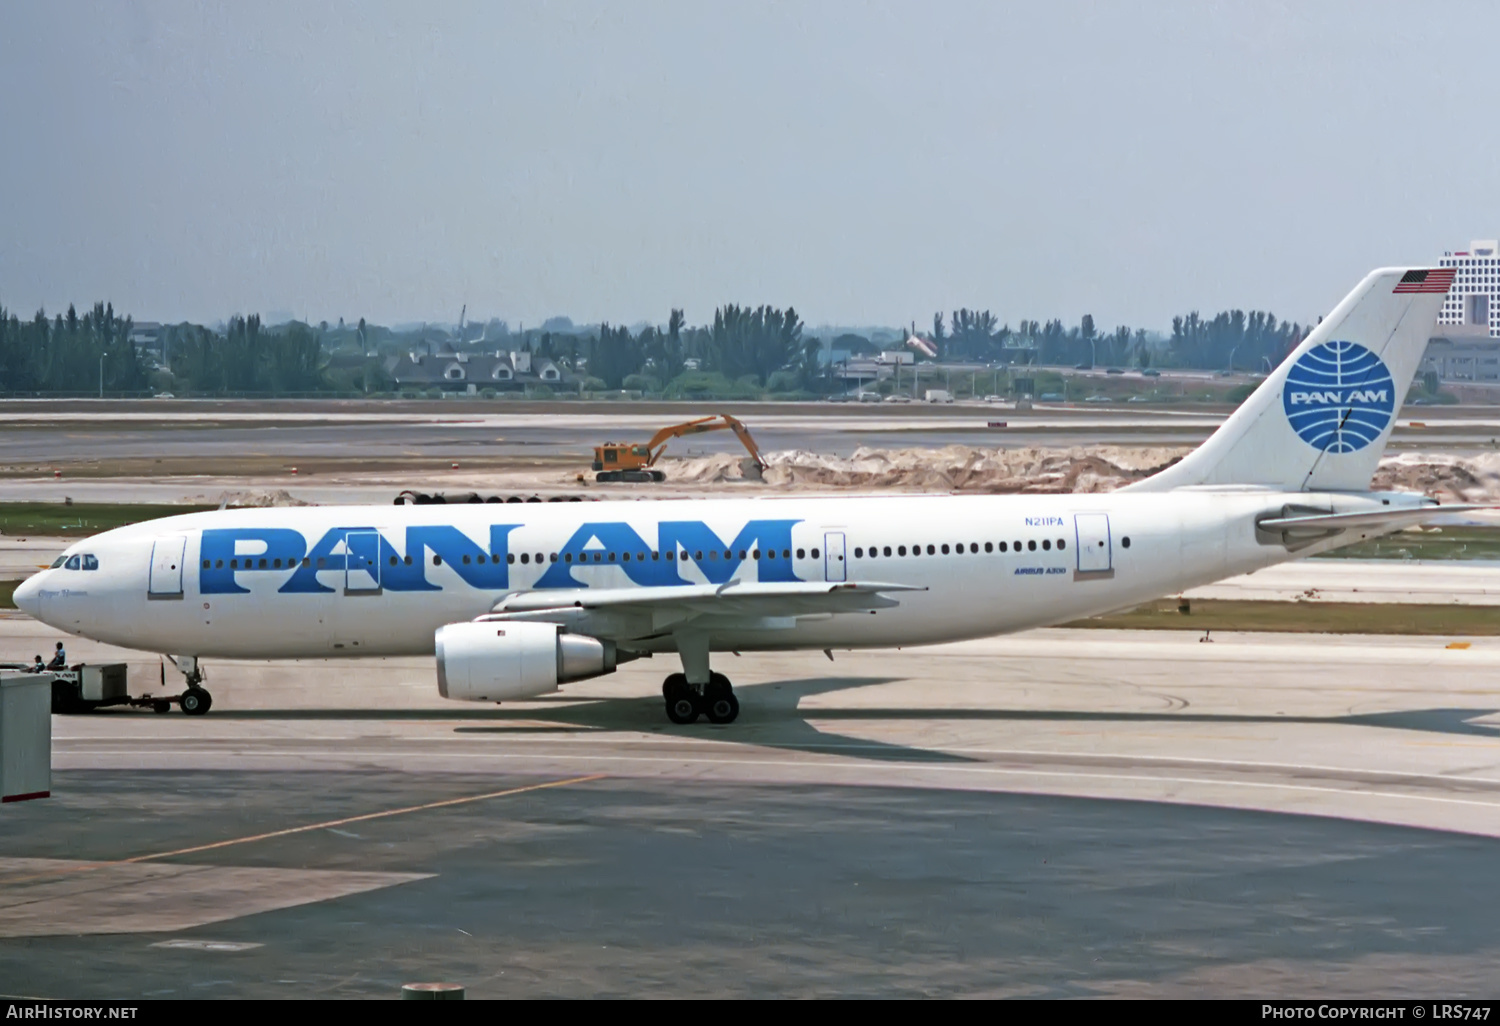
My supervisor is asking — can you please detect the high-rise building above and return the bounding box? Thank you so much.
[1436,240,1500,338]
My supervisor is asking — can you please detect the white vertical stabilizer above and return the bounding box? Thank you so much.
[1128,267,1453,493]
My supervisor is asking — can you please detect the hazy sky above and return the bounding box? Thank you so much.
[3,1,1498,331]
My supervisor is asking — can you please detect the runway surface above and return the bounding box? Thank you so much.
[5,400,1499,480]
[0,402,1221,469]
[7,615,1500,995]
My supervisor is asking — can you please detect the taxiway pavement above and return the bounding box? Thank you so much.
[14,615,1500,837]
[9,617,1500,996]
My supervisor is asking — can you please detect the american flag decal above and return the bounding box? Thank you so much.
[1393,268,1455,293]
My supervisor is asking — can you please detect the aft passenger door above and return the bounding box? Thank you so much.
[1073,514,1113,575]
[148,536,187,598]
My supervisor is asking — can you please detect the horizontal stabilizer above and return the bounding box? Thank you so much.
[1257,504,1494,535]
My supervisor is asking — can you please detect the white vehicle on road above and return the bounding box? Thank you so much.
[15,267,1467,725]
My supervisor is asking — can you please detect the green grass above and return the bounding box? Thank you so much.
[1067,599,1500,635]
[0,502,215,538]
[1312,527,1500,562]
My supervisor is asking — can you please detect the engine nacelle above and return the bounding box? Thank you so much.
[435,621,618,702]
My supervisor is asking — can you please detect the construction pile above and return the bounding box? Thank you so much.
[202,488,312,507]
[1373,452,1500,504]
[665,445,1186,492]
[659,445,1500,501]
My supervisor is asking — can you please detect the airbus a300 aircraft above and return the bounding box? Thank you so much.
[14,267,1472,724]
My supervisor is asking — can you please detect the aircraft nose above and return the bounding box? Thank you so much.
[12,574,41,618]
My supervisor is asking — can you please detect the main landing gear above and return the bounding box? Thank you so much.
[661,633,738,725]
[662,673,739,725]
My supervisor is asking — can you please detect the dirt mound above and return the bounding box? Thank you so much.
[659,446,1500,499]
[659,445,1188,492]
[1373,452,1500,503]
[206,489,312,508]
[663,455,770,484]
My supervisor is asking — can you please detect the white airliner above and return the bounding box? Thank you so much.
[14,267,1471,723]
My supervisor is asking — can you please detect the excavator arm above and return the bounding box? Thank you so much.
[644,415,768,471]
[724,415,768,471]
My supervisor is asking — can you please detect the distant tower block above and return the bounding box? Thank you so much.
[1437,240,1500,338]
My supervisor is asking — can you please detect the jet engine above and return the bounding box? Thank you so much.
[435,620,619,702]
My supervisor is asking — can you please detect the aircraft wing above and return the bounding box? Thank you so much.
[493,579,924,617]
[1257,504,1496,536]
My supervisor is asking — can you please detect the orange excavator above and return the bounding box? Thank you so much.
[591,414,769,483]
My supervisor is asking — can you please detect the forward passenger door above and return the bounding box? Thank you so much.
[148,536,187,598]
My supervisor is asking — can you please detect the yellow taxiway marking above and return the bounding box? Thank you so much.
[123,773,607,863]
[0,774,606,885]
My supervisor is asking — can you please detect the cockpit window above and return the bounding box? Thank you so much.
[64,555,81,570]
[81,554,99,570]
[49,555,66,568]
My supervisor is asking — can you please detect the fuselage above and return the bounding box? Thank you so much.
[15,488,1409,660]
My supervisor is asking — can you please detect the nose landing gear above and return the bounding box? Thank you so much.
[168,655,213,716]
[179,686,212,716]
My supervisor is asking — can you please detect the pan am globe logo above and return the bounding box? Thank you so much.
[1282,340,1396,453]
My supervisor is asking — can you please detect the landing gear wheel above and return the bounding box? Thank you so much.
[663,674,700,723]
[662,673,687,701]
[704,673,739,724]
[665,693,700,724]
[152,700,172,714]
[180,687,212,716]
[705,692,739,724]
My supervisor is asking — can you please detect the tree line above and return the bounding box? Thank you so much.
[1167,310,1308,372]
[164,316,325,393]
[930,308,1307,370]
[0,302,151,393]
[529,304,822,394]
[0,296,1313,397]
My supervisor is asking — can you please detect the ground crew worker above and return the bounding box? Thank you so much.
[46,642,66,670]
[29,654,44,673]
